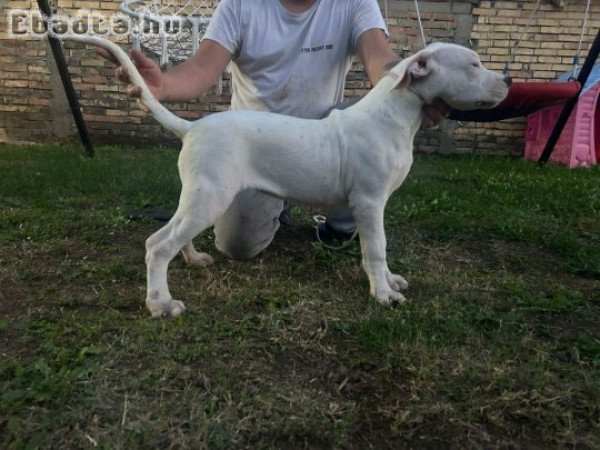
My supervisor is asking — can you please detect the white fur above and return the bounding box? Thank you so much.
[63,37,509,316]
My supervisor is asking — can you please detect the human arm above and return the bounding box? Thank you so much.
[96,38,232,102]
[95,0,239,102]
[356,28,400,85]
[356,29,449,129]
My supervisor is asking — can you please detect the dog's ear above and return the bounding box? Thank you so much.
[388,50,433,90]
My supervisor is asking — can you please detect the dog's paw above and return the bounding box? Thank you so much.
[146,296,186,318]
[185,252,214,268]
[386,271,409,292]
[181,243,214,268]
[373,289,407,307]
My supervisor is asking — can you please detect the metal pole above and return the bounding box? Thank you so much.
[37,0,94,157]
[538,28,600,165]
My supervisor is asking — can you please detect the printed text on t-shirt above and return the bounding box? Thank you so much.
[300,44,334,53]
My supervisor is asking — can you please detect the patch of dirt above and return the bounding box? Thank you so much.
[0,225,154,360]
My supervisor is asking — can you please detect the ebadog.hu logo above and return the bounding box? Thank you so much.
[6,9,134,39]
[5,8,186,39]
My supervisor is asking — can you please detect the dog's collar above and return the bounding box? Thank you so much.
[407,86,427,105]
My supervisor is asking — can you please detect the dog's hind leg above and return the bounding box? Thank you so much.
[145,218,201,318]
[145,184,233,317]
[181,241,214,268]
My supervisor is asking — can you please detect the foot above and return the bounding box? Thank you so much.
[386,271,409,291]
[373,288,407,307]
[182,250,214,268]
[314,222,357,246]
[146,292,186,318]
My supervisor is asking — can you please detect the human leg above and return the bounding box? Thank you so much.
[213,189,284,260]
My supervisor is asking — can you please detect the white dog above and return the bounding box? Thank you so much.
[65,37,508,317]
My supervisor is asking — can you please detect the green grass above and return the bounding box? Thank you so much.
[0,144,598,448]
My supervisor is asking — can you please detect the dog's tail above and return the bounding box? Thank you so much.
[59,35,191,139]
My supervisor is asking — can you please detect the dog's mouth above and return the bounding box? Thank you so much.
[441,92,504,111]
[446,98,500,111]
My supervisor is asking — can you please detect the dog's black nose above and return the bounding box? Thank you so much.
[503,76,513,87]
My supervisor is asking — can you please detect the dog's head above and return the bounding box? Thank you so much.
[387,43,509,110]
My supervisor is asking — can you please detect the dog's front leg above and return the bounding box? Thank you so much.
[353,202,408,306]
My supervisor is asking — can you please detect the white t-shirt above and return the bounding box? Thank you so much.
[203,0,387,119]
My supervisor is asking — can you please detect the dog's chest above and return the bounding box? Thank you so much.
[388,155,413,194]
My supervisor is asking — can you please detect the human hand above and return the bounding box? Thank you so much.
[95,47,165,101]
[420,98,450,130]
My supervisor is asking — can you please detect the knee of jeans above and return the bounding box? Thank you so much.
[216,239,262,261]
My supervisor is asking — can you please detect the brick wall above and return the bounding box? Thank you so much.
[0,0,599,155]
[459,0,600,156]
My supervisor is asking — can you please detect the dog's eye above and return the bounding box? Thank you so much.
[472,62,480,68]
